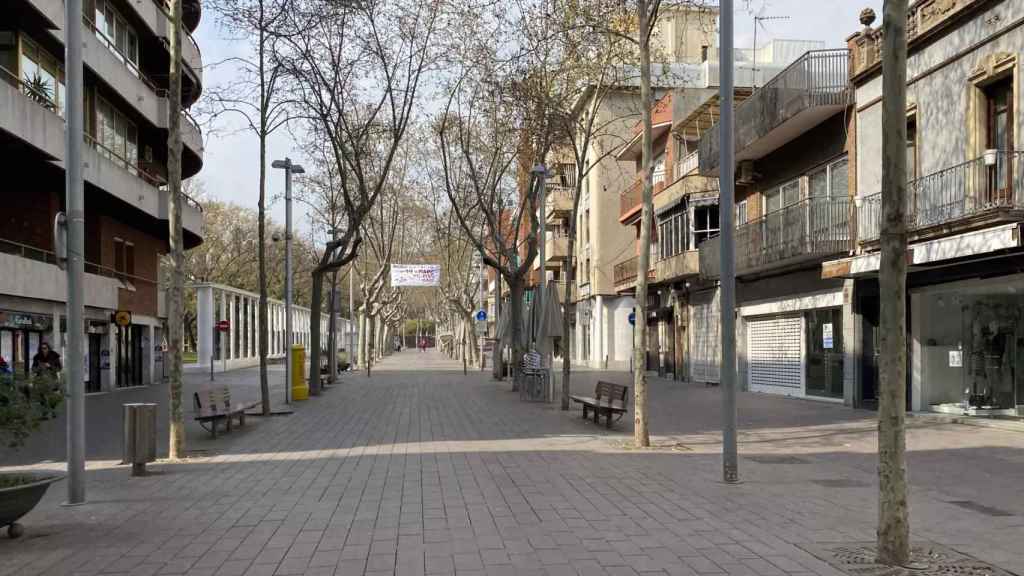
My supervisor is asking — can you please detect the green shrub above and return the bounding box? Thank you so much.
[0,373,64,448]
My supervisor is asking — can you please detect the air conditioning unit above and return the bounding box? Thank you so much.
[737,160,759,185]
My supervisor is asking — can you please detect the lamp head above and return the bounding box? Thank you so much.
[271,159,289,169]
[292,164,305,175]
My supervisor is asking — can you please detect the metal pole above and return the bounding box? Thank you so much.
[65,0,86,506]
[479,263,485,370]
[328,229,338,382]
[349,263,355,369]
[719,0,739,484]
[210,326,215,382]
[284,159,293,404]
[536,166,546,353]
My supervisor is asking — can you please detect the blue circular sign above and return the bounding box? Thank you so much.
[628,311,636,326]
[476,310,487,321]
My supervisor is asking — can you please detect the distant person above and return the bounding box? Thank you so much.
[0,355,11,374]
[32,342,62,377]
[419,338,427,352]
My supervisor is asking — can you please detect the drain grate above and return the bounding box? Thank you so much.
[810,478,870,488]
[798,542,1016,576]
[946,500,1015,518]
[746,455,809,464]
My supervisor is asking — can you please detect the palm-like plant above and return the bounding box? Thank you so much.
[23,72,56,112]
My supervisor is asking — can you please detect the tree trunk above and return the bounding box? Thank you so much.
[256,3,270,415]
[358,309,367,367]
[877,0,910,565]
[632,0,654,448]
[308,271,324,393]
[366,313,374,377]
[562,217,577,410]
[509,279,525,389]
[167,0,185,460]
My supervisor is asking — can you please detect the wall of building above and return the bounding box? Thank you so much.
[856,0,1024,197]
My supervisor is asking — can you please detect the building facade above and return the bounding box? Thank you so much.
[0,0,205,462]
[824,0,1024,416]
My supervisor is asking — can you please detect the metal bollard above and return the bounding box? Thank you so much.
[123,403,157,476]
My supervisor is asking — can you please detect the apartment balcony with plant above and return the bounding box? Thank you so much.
[698,49,851,175]
[700,196,852,279]
[858,151,1024,244]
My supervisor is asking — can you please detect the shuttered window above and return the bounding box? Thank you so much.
[747,315,803,394]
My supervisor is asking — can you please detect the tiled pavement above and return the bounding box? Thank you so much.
[2,350,1023,576]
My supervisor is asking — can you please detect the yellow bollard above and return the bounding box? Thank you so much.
[291,344,309,401]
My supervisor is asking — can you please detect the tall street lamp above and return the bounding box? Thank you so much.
[272,158,304,404]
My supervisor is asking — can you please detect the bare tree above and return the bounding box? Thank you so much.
[877,0,910,565]
[203,0,294,415]
[279,0,441,392]
[166,0,186,460]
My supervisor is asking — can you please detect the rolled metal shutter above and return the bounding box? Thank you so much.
[747,315,802,395]
[689,289,720,384]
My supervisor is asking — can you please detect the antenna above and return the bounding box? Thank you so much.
[751,13,789,89]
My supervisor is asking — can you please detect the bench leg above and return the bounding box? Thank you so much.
[226,416,232,433]
[582,405,588,420]
[606,411,613,429]
[210,419,217,439]
[593,407,599,424]
[238,413,246,427]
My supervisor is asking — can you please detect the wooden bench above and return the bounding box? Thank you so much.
[570,381,629,428]
[193,385,259,438]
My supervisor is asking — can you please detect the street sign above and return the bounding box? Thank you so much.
[628,311,636,326]
[114,310,132,327]
[216,320,230,332]
[476,309,487,321]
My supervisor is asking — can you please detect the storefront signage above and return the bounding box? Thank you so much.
[948,350,962,367]
[0,310,52,331]
[822,323,834,349]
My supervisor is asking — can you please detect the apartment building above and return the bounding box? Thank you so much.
[823,0,1024,416]
[612,39,822,381]
[0,0,205,460]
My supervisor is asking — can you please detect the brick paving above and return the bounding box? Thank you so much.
[2,350,1023,576]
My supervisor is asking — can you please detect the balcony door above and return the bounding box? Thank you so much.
[762,180,800,262]
[986,78,1014,204]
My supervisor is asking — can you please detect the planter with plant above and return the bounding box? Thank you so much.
[0,372,64,539]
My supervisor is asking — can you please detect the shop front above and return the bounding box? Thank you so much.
[0,310,51,377]
[912,274,1024,418]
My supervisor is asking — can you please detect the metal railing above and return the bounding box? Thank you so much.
[858,151,1024,241]
[677,150,699,177]
[0,65,60,115]
[84,133,167,188]
[699,49,851,173]
[612,255,655,286]
[700,196,851,278]
[83,16,165,96]
[0,237,157,286]
[620,177,644,219]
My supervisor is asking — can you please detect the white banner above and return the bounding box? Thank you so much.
[390,264,441,287]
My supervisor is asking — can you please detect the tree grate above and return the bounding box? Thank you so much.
[798,542,1018,576]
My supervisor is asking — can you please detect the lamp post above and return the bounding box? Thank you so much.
[530,164,548,354]
[271,158,304,404]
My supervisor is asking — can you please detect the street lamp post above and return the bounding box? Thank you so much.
[272,158,304,404]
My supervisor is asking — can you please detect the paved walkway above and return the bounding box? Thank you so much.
[2,350,1023,576]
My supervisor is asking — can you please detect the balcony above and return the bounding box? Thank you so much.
[546,186,573,219]
[619,172,668,223]
[544,232,569,262]
[858,151,1024,243]
[700,197,852,278]
[613,256,655,292]
[656,250,699,283]
[676,150,699,178]
[0,239,123,312]
[698,50,851,175]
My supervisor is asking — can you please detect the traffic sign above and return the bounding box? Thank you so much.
[216,320,230,332]
[628,311,636,326]
[476,309,487,321]
[114,310,132,327]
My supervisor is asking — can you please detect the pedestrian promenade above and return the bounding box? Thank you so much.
[2,350,1022,576]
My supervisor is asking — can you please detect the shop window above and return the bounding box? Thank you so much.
[805,308,843,399]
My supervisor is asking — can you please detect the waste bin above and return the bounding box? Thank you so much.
[291,344,309,401]
[123,403,157,476]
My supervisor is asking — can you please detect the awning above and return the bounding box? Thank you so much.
[616,122,672,161]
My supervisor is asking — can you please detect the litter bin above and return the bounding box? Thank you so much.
[291,344,309,401]
[123,403,157,476]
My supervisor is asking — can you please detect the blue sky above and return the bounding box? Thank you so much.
[192,0,883,238]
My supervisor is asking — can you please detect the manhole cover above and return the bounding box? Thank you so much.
[810,478,870,488]
[799,542,1017,576]
[746,455,809,464]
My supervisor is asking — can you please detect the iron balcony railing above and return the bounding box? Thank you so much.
[0,237,158,286]
[613,255,655,287]
[620,177,644,219]
[700,197,852,278]
[699,49,851,174]
[859,151,1024,242]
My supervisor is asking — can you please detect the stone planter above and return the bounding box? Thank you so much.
[0,472,63,538]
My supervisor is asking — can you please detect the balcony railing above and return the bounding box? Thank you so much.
[620,177,643,219]
[84,15,164,96]
[677,150,699,177]
[699,49,851,174]
[858,151,1024,242]
[613,255,655,287]
[0,65,60,115]
[700,197,852,278]
[0,237,157,287]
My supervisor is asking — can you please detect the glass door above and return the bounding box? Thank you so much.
[805,308,843,398]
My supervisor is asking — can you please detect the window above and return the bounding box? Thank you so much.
[692,204,720,246]
[18,35,65,116]
[808,158,849,200]
[652,153,666,185]
[764,179,800,214]
[906,115,918,181]
[93,0,140,71]
[95,96,139,170]
[986,77,1013,199]
[736,200,748,226]
[658,208,688,260]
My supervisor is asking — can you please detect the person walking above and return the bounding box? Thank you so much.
[32,342,62,378]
